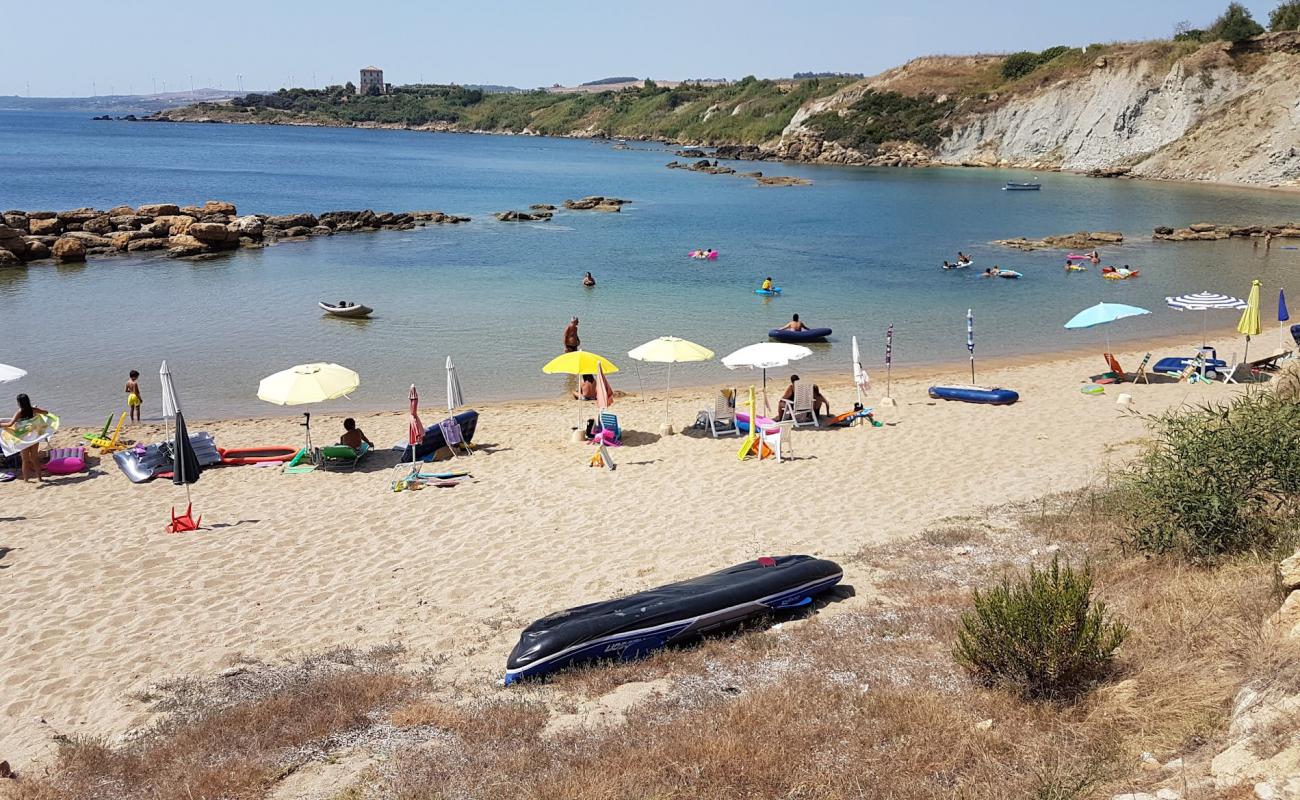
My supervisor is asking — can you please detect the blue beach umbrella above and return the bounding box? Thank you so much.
[1280,289,1293,351]
[1064,302,1151,351]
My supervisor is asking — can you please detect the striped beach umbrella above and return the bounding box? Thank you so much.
[1165,291,1246,345]
[966,308,975,383]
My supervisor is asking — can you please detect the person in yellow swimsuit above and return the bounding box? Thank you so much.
[125,370,142,423]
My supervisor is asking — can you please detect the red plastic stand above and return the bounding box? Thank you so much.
[167,503,201,533]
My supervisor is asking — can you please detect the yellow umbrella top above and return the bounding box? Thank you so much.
[628,336,715,364]
[1238,279,1263,337]
[542,351,619,376]
[257,362,360,406]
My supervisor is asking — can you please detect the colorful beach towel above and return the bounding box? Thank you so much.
[1,412,60,457]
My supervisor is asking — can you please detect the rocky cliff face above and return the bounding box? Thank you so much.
[775,34,1300,187]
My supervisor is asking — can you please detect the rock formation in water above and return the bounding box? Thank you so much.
[0,202,470,266]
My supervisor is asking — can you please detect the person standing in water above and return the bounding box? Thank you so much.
[563,317,581,352]
[583,272,596,287]
[125,369,142,423]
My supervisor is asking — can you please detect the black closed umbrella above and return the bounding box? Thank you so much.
[161,360,202,532]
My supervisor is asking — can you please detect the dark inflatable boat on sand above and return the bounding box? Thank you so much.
[504,555,843,684]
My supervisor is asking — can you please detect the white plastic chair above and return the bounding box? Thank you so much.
[779,381,819,428]
[708,391,738,438]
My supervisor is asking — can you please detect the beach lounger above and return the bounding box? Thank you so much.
[315,441,370,470]
[597,412,622,442]
[708,391,738,438]
[779,381,819,428]
[439,417,474,457]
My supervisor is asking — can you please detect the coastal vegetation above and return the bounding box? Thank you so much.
[177,75,858,144]
[803,90,955,153]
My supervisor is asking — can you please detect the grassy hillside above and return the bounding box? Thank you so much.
[165,76,857,144]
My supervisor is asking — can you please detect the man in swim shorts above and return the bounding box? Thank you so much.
[563,317,581,352]
[779,314,808,332]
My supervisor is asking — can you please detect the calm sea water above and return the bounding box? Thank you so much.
[2,111,1298,423]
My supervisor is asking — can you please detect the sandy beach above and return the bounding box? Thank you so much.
[0,336,1259,767]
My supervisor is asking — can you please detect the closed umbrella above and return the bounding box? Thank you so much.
[258,362,360,458]
[967,309,976,384]
[1064,302,1152,351]
[722,342,812,414]
[405,384,424,477]
[1279,289,1291,352]
[446,356,464,412]
[628,336,715,433]
[0,364,26,383]
[160,361,201,532]
[595,362,613,410]
[1238,279,1263,369]
[1165,292,1246,346]
[851,335,870,407]
[882,324,896,408]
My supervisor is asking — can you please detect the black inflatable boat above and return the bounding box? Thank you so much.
[504,555,843,684]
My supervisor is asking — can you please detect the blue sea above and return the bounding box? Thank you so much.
[2,110,1297,422]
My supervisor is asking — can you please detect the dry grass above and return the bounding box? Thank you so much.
[4,496,1291,800]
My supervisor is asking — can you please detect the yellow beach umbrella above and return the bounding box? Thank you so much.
[543,350,618,436]
[1237,279,1262,372]
[628,336,715,434]
[542,351,620,376]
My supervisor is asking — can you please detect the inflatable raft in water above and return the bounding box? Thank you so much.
[319,301,373,318]
[504,555,843,684]
[769,327,831,343]
[928,385,1020,405]
[755,287,782,296]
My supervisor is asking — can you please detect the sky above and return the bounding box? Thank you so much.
[0,0,1282,97]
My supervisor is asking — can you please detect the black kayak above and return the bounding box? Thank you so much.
[769,327,832,343]
[504,555,843,684]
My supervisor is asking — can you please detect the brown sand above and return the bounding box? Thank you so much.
[0,337,1259,765]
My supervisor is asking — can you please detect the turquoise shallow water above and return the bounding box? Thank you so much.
[1,111,1298,423]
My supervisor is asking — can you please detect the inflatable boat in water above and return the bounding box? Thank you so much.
[928,385,1020,405]
[769,327,831,343]
[319,301,373,318]
[504,555,843,684]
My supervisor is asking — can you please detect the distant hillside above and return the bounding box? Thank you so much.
[152,30,1300,187]
[0,89,255,113]
[581,76,640,86]
[154,77,855,145]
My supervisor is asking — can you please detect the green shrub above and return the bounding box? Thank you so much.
[954,558,1128,699]
[1271,0,1300,30]
[805,90,954,152]
[954,558,1128,700]
[1115,391,1300,561]
[1038,45,1073,63]
[1210,2,1266,41]
[1001,51,1044,80]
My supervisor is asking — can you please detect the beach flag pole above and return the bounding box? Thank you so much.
[967,308,976,384]
[881,323,897,408]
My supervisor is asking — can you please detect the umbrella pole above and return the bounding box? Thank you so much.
[664,363,672,428]
[970,356,975,385]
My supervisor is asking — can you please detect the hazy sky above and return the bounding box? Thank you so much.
[0,0,1281,96]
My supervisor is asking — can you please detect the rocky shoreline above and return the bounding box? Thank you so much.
[494,196,631,222]
[0,202,469,266]
[993,231,1125,250]
[665,157,812,186]
[1153,222,1300,241]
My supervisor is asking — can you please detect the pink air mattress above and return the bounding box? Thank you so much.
[735,411,780,435]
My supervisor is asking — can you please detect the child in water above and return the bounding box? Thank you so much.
[125,370,142,423]
[761,276,773,291]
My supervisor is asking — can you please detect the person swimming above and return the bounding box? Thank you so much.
[982,266,1002,278]
[583,271,596,287]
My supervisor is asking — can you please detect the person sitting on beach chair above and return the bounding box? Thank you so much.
[340,418,373,451]
[780,374,829,420]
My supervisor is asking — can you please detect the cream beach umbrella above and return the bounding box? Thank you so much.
[0,364,26,383]
[722,342,811,414]
[628,336,715,433]
[258,362,360,457]
[851,335,870,407]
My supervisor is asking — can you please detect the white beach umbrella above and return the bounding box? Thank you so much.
[446,356,464,412]
[722,342,812,413]
[160,360,180,419]
[0,364,26,383]
[851,336,870,407]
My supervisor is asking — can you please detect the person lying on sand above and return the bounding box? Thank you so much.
[573,374,597,401]
[340,418,373,451]
[779,313,808,331]
[781,374,830,417]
